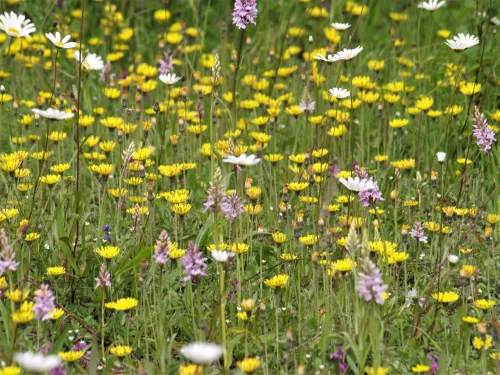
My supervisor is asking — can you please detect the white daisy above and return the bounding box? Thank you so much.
[0,11,36,38]
[159,73,182,85]
[180,342,223,364]
[32,108,74,120]
[417,0,446,11]
[14,352,61,373]
[444,33,479,51]
[338,176,377,192]
[223,153,261,166]
[333,46,363,61]
[45,31,77,49]
[329,88,350,99]
[211,250,234,263]
[74,51,104,71]
[314,54,340,63]
[436,152,446,163]
[331,22,351,31]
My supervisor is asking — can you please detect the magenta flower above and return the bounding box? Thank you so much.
[182,241,208,283]
[473,106,495,153]
[33,284,56,321]
[357,259,387,305]
[232,0,258,29]
[95,263,111,289]
[153,230,171,265]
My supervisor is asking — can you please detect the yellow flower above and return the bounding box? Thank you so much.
[104,87,120,99]
[415,96,433,111]
[105,297,138,311]
[0,366,21,375]
[50,164,70,174]
[487,214,500,225]
[58,351,84,362]
[47,266,66,276]
[272,232,286,244]
[12,302,35,324]
[459,265,476,278]
[154,9,171,22]
[329,258,354,274]
[473,335,493,350]
[231,243,249,254]
[25,232,40,241]
[475,299,495,310]
[432,291,459,303]
[389,119,409,128]
[179,364,202,375]
[50,308,65,320]
[437,29,451,38]
[109,345,132,357]
[462,316,479,324]
[237,357,261,373]
[97,246,120,259]
[244,204,263,216]
[299,234,319,246]
[391,158,415,170]
[39,174,61,185]
[411,365,430,373]
[264,274,289,288]
[5,290,29,303]
[171,203,192,216]
[459,82,481,96]
[109,188,128,199]
[288,182,309,192]
[365,367,389,375]
[90,163,114,176]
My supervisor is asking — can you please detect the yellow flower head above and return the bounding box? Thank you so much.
[264,274,289,288]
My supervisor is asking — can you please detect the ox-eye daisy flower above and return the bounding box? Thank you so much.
[329,88,350,99]
[444,33,479,51]
[159,73,182,85]
[0,12,36,38]
[314,54,339,63]
[45,32,77,49]
[334,46,363,61]
[339,176,377,192]
[418,0,446,11]
[331,22,351,30]
[74,51,105,71]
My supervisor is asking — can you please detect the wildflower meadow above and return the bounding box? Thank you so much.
[0,0,500,374]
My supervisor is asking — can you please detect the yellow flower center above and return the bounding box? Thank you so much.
[55,41,64,47]
[8,27,20,35]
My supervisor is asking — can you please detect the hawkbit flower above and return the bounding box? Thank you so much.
[33,284,56,321]
[232,0,258,29]
[357,259,387,305]
[473,106,495,153]
[153,230,171,265]
[182,241,208,282]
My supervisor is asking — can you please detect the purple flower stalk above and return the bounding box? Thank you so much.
[95,263,111,288]
[232,0,258,29]
[410,222,428,243]
[358,186,384,207]
[153,230,171,265]
[299,97,315,113]
[99,61,112,83]
[473,106,495,153]
[159,51,174,74]
[0,229,18,276]
[50,365,67,375]
[182,241,208,283]
[221,191,244,221]
[204,182,226,213]
[33,284,56,321]
[357,259,387,305]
